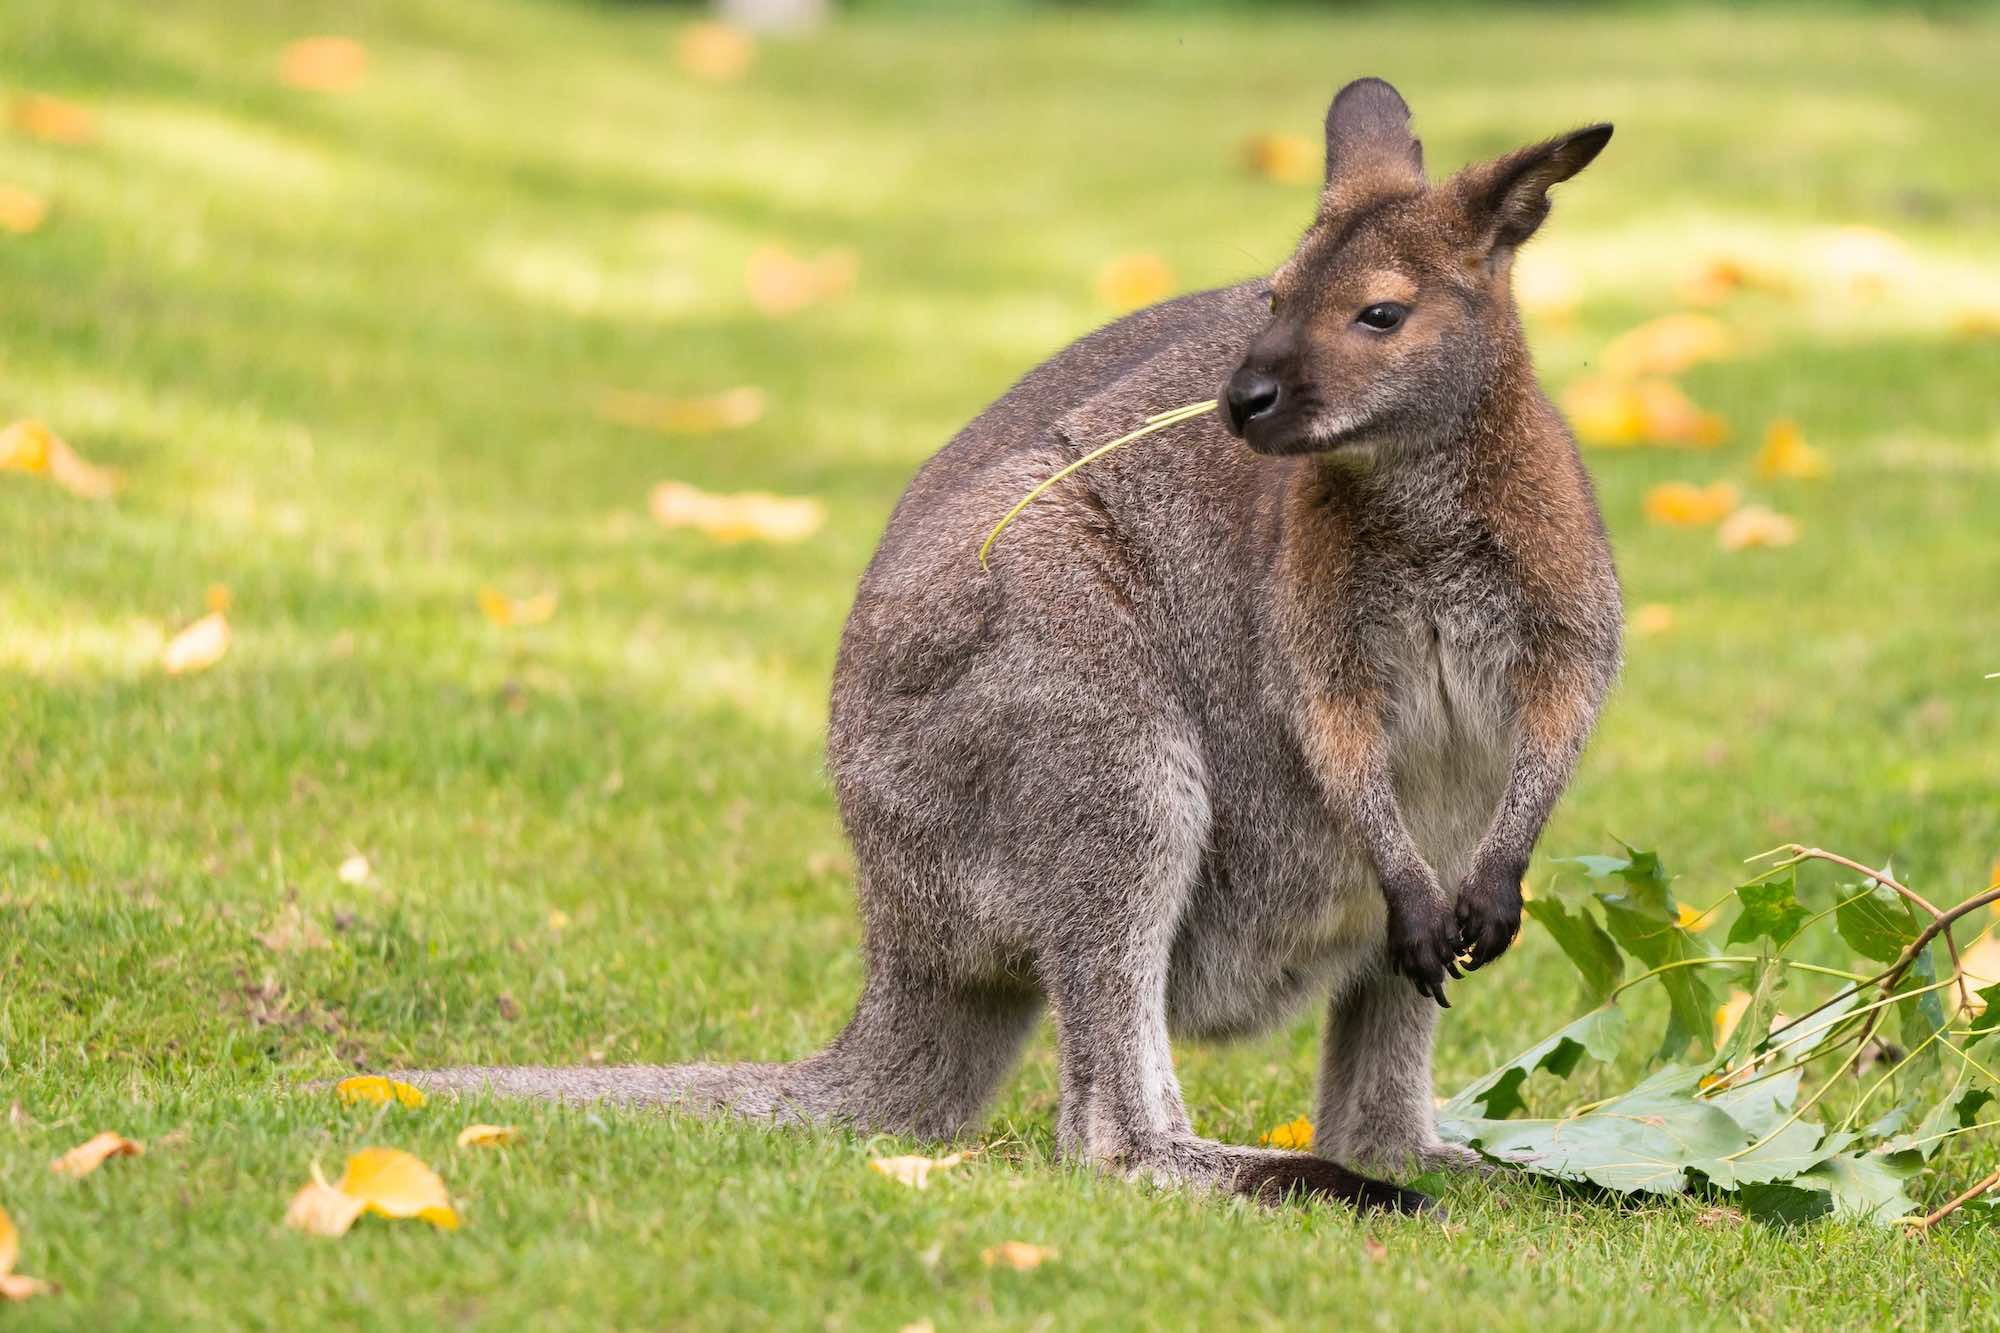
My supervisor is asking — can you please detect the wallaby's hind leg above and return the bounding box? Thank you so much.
[393,972,1041,1141]
[1313,966,1486,1177]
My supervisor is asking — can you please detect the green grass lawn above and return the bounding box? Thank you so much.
[5,0,2000,1326]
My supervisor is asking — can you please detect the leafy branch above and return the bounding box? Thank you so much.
[1439,841,2000,1228]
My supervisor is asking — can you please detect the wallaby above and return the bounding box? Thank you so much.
[395,79,1623,1215]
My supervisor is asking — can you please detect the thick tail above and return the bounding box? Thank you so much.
[392,976,1042,1141]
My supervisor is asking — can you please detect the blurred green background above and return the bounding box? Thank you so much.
[2,0,1997,1328]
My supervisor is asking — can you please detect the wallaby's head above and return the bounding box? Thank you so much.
[1221,78,1610,456]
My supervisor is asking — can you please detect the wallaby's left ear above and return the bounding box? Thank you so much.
[1451,124,1612,261]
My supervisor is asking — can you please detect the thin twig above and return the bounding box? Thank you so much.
[1899,1166,2000,1233]
[1782,846,1972,1011]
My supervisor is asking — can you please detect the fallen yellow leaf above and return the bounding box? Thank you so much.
[1630,603,1676,637]
[1513,250,1581,323]
[676,21,755,83]
[648,480,824,544]
[1258,1116,1314,1150]
[1643,481,1740,528]
[336,853,372,885]
[1755,419,1827,480]
[1678,257,1790,307]
[595,386,766,434]
[284,1163,368,1237]
[981,1241,1056,1271]
[1814,225,1913,300]
[1601,312,1734,379]
[456,1123,519,1149]
[0,1204,54,1303]
[1562,378,1724,448]
[161,610,230,674]
[1241,132,1318,186]
[1956,932,2000,990]
[9,92,94,145]
[0,184,47,235]
[476,586,558,628]
[1678,902,1719,932]
[1094,252,1173,311]
[868,1153,964,1190]
[279,36,368,92]
[49,1131,143,1178]
[1716,504,1799,552]
[257,904,330,954]
[335,1076,427,1110]
[1952,310,2000,339]
[745,244,856,318]
[0,420,120,498]
[335,1147,458,1230]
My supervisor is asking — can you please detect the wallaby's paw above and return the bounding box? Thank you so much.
[1385,894,1461,1007]
[1230,1153,1433,1215]
[1454,863,1524,971]
[1335,1140,1494,1180]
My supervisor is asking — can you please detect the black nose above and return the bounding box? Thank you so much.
[1224,369,1281,434]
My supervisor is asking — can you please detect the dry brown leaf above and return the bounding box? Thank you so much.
[981,1241,1056,1271]
[49,1131,144,1178]
[1643,481,1740,528]
[476,586,558,628]
[1630,603,1676,637]
[257,904,330,954]
[0,420,120,498]
[284,1163,367,1237]
[279,36,368,93]
[1601,313,1733,379]
[1258,1116,1314,1150]
[161,609,230,674]
[595,386,765,434]
[745,245,856,317]
[1755,419,1827,480]
[898,1322,937,1333]
[456,1123,519,1149]
[1716,504,1798,552]
[676,22,755,83]
[10,92,94,145]
[868,1153,964,1190]
[1695,1205,1746,1229]
[1241,132,1317,186]
[648,480,824,544]
[1094,252,1173,311]
[1363,1236,1388,1262]
[0,184,48,235]
[337,1148,459,1229]
[335,1075,427,1109]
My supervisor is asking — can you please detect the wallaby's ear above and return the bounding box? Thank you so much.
[1324,78,1424,192]
[1450,124,1611,262]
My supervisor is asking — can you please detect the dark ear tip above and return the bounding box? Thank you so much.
[1332,77,1412,118]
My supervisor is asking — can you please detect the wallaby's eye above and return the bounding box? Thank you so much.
[1355,302,1408,332]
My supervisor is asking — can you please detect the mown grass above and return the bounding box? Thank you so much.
[3,1,1999,1327]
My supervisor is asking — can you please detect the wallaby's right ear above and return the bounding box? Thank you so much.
[1323,78,1425,195]
[1449,124,1613,264]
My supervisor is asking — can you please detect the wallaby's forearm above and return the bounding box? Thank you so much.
[1300,691,1459,1005]
[1457,648,1618,966]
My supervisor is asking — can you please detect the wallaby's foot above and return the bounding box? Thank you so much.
[1330,1139,1493,1181]
[1091,1136,1434,1216]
